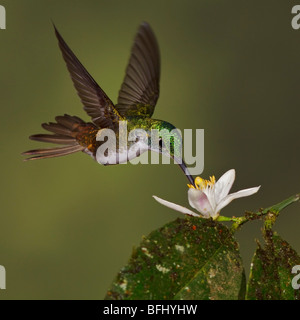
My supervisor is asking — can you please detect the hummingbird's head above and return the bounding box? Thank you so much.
[149,120,195,186]
[157,122,182,160]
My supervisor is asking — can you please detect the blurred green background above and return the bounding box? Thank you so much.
[0,0,299,299]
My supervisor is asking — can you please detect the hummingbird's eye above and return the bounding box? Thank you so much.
[159,138,163,149]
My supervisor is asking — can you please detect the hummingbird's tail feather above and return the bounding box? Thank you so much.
[22,114,96,161]
[29,134,78,145]
[22,145,85,161]
[41,122,74,136]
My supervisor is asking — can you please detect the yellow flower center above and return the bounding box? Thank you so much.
[188,175,216,190]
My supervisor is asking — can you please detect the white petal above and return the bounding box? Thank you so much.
[188,188,213,218]
[214,169,235,204]
[153,195,200,217]
[216,186,261,213]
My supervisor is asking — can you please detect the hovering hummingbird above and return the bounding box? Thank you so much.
[23,22,195,185]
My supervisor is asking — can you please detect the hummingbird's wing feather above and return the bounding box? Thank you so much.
[116,22,160,118]
[54,26,122,129]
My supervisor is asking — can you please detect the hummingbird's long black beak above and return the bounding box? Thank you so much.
[178,161,195,187]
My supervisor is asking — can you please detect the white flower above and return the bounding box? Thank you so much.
[153,169,260,220]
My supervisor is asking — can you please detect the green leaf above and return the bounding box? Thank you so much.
[247,231,300,300]
[105,217,245,300]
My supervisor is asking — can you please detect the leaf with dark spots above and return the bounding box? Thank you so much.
[247,231,300,300]
[105,217,245,300]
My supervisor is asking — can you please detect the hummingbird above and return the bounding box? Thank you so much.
[23,22,195,185]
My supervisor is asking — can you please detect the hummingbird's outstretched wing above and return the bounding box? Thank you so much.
[54,26,122,129]
[116,22,160,118]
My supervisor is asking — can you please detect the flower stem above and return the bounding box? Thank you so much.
[216,193,299,232]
